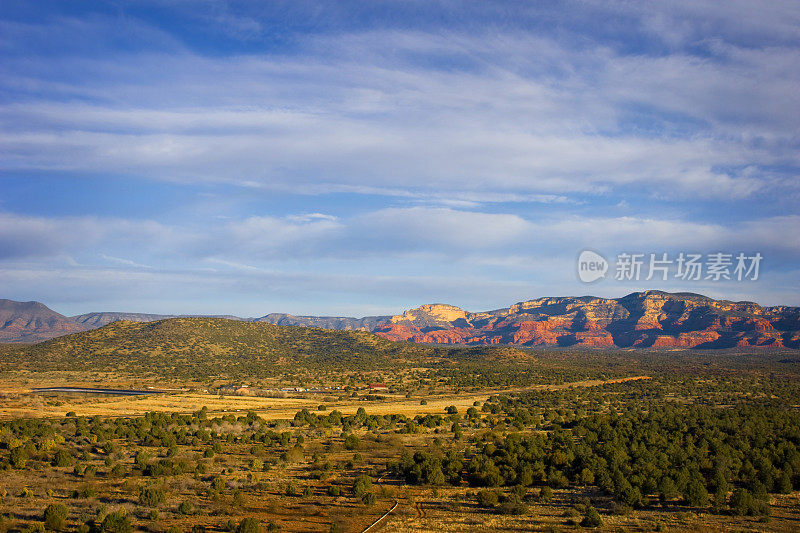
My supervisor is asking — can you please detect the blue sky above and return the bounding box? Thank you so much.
[1,0,799,316]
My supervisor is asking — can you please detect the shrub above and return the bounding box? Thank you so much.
[100,511,132,533]
[362,492,377,506]
[611,502,633,516]
[10,447,29,469]
[352,475,373,498]
[134,451,151,469]
[283,445,304,463]
[52,450,73,468]
[285,482,299,497]
[477,490,499,507]
[580,506,603,527]
[426,464,446,486]
[138,486,165,507]
[730,488,770,516]
[343,434,359,451]
[497,500,528,515]
[327,485,341,497]
[43,504,68,531]
[236,517,262,533]
[73,486,97,499]
[547,470,569,488]
[212,477,226,492]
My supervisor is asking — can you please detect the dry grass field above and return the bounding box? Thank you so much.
[0,376,651,421]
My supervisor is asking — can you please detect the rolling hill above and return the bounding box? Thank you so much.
[0,317,526,380]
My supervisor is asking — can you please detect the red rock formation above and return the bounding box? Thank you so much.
[373,291,799,350]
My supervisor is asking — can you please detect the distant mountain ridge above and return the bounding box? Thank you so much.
[72,312,244,328]
[255,313,390,331]
[71,312,177,328]
[1,291,798,348]
[0,299,89,342]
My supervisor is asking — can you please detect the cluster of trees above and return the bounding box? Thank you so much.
[388,376,800,517]
[392,450,464,485]
[291,406,465,434]
[430,360,606,389]
[0,408,304,477]
[1,405,392,532]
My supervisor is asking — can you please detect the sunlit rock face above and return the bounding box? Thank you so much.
[373,292,800,349]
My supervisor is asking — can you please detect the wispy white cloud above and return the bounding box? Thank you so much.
[99,253,152,269]
[2,18,796,202]
[3,209,798,264]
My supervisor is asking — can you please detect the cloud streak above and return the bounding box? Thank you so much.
[3,209,798,264]
[2,19,797,201]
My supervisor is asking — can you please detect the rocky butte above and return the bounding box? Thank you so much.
[373,291,800,349]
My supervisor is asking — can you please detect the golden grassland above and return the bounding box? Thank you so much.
[0,376,651,421]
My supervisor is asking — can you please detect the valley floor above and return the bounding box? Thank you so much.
[2,349,799,532]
